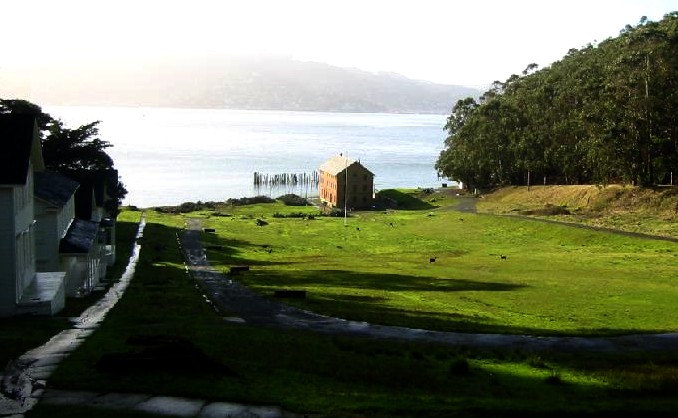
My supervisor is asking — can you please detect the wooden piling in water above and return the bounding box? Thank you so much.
[253,171,319,196]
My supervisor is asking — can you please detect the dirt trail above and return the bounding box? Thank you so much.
[180,218,678,353]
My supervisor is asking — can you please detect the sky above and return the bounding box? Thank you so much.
[2,0,678,87]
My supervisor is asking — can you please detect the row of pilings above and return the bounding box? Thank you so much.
[253,171,319,195]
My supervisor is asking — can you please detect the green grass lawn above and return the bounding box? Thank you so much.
[36,200,678,416]
[192,192,678,336]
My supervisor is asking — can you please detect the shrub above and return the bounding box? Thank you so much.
[277,194,311,206]
[153,201,219,213]
[273,212,315,219]
[226,196,276,206]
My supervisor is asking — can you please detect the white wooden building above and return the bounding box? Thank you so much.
[34,171,90,296]
[0,115,65,316]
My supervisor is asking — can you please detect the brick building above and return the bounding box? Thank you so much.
[319,155,374,209]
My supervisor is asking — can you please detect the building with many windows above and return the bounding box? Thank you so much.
[318,154,374,209]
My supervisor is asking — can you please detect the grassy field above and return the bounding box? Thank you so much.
[477,185,678,239]
[189,190,678,336]
[34,200,678,415]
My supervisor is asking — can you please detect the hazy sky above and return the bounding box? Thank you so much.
[3,0,678,87]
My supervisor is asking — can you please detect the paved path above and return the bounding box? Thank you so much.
[181,218,678,353]
[0,217,146,416]
[38,389,290,417]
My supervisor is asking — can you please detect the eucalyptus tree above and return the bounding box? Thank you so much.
[436,13,678,188]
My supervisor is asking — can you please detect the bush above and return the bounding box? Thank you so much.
[273,212,316,219]
[226,196,276,206]
[153,201,219,214]
[277,194,311,206]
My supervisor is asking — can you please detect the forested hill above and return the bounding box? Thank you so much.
[437,13,678,189]
[0,56,479,114]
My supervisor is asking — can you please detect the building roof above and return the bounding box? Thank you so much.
[319,155,373,176]
[34,171,80,207]
[0,114,45,185]
[59,219,99,254]
[61,169,118,219]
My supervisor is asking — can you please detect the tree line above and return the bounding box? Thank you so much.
[436,13,678,189]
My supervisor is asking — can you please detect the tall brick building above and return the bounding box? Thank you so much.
[319,155,374,209]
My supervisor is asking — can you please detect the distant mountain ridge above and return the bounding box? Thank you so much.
[1,56,479,114]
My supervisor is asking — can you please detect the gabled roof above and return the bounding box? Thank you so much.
[34,171,80,207]
[59,219,99,254]
[319,155,373,176]
[61,169,118,219]
[0,114,45,185]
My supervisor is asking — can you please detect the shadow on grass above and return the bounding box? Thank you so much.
[197,228,295,267]
[43,217,678,415]
[140,220,672,338]
[246,269,527,293]
[239,269,667,337]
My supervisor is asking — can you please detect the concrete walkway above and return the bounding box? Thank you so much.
[0,217,146,416]
[182,218,678,353]
[38,389,290,417]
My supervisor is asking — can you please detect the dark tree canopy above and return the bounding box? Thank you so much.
[437,13,678,189]
[0,98,127,205]
[42,120,114,171]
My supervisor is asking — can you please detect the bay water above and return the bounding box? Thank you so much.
[45,106,451,207]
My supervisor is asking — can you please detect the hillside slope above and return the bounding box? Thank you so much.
[0,55,479,114]
[477,185,678,239]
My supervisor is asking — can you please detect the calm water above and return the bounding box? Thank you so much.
[46,106,451,207]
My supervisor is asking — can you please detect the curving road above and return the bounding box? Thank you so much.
[180,218,678,353]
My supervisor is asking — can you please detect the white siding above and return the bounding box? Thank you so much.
[59,198,75,238]
[14,170,36,295]
[35,195,75,273]
[0,188,17,316]
[16,226,36,295]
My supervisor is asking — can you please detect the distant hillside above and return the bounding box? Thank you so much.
[0,55,479,114]
[477,185,678,239]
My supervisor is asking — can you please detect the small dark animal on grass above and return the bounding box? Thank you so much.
[500,255,507,261]
[389,222,394,227]
[430,257,437,263]
[356,227,360,232]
